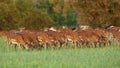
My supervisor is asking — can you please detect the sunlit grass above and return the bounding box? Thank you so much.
[0,38,120,68]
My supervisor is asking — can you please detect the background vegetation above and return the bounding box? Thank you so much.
[0,0,120,30]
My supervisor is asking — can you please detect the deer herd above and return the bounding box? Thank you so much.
[0,26,120,50]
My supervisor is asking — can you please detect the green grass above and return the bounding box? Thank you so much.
[0,38,120,68]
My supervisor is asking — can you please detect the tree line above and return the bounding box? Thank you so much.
[0,0,120,30]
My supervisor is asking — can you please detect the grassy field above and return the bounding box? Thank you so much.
[0,38,120,68]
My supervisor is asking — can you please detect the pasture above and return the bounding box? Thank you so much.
[0,38,120,68]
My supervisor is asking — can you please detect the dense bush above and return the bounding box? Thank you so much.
[71,0,120,28]
[0,0,54,30]
[0,2,22,30]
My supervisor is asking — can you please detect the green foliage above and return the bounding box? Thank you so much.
[37,0,52,12]
[64,10,77,27]
[24,9,54,30]
[0,0,54,30]
[51,8,77,28]
[36,0,77,28]
[15,0,54,30]
[0,2,22,30]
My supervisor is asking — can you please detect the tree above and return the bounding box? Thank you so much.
[15,0,54,30]
[24,8,54,30]
[0,2,22,30]
[36,0,77,27]
[0,0,54,30]
[71,0,120,28]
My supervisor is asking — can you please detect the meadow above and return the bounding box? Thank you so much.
[0,38,120,68]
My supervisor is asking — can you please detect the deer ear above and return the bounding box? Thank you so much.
[72,28,77,32]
